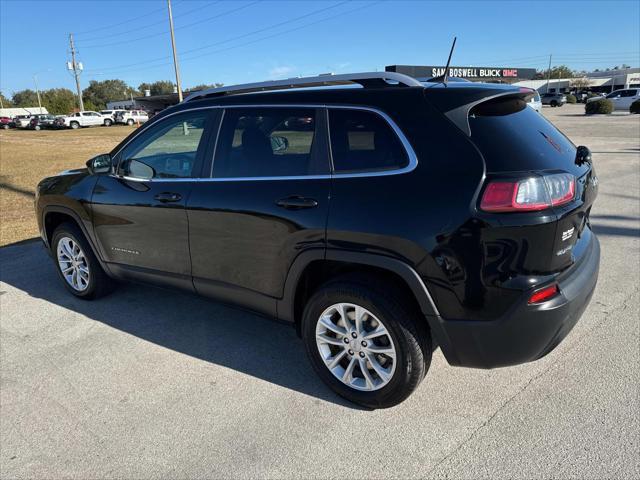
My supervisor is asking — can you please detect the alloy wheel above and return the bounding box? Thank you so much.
[57,236,90,291]
[315,303,397,391]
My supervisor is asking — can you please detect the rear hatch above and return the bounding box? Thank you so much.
[467,92,597,273]
[425,84,597,276]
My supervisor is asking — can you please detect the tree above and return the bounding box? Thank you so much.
[534,65,575,80]
[12,89,40,107]
[40,88,76,114]
[571,77,592,91]
[0,92,13,108]
[83,79,136,110]
[187,83,223,92]
[138,80,175,96]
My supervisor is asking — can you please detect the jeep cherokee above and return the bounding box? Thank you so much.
[35,72,600,408]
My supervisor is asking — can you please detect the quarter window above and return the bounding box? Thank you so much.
[328,109,409,173]
[117,112,208,179]
[213,108,322,178]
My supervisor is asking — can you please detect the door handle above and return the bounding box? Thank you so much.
[154,192,182,203]
[276,196,318,210]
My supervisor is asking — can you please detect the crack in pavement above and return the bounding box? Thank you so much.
[425,286,640,477]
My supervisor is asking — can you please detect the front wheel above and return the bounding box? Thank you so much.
[70,121,79,129]
[127,119,134,126]
[550,101,558,107]
[302,279,431,409]
[104,119,112,126]
[52,222,115,299]
[34,125,41,131]
[2,124,8,130]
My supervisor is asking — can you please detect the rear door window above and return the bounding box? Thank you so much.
[212,108,326,178]
[328,109,408,173]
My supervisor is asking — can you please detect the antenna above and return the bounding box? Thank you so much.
[432,36,457,84]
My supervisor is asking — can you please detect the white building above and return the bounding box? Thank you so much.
[515,67,640,94]
[0,107,48,117]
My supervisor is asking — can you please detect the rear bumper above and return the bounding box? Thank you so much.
[432,232,600,368]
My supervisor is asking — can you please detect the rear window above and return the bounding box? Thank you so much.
[328,109,408,173]
[469,95,584,176]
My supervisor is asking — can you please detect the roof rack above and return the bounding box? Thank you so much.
[183,72,423,102]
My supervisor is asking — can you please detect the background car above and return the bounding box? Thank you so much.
[12,114,34,128]
[57,111,109,129]
[28,114,58,130]
[100,109,126,126]
[541,92,567,107]
[588,88,640,111]
[115,110,149,125]
[0,116,15,129]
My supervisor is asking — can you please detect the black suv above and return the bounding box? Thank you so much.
[35,72,600,408]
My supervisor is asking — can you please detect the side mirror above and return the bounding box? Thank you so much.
[575,145,592,166]
[86,154,112,174]
[270,135,289,153]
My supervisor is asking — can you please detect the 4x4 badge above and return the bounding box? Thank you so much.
[561,227,575,241]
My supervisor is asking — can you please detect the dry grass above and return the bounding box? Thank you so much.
[0,127,134,246]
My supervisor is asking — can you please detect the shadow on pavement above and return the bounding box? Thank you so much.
[0,242,361,409]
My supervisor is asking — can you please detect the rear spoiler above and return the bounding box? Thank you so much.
[424,86,534,136]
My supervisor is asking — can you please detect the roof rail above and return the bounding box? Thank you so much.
[183,71,423,102]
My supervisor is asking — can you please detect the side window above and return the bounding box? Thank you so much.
[621,90,636,97]
[117,112,209,179]
[212,108,323,178]
[328,109,409,173]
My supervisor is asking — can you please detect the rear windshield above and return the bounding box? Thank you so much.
[469,96,585,176]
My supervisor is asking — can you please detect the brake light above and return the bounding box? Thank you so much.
[480,173,575,212]
[528,284,559,304]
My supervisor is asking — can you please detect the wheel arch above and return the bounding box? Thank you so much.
[278,250,441,333]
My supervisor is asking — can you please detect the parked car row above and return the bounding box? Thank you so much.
[0,110,150,131]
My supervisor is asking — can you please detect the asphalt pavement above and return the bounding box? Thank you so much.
[1,104,638,479]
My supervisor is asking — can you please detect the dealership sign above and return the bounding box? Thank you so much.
[386,65,537,80]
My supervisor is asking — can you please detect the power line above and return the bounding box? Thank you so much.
[77,1,219,43]
[73,1,173,36]
[80,1,259,49]
[84,0,352,74]
[88,1,382,77]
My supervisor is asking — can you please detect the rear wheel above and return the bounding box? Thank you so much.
[302,278,431,409]
[2,124,8,130]
[34,125,41,131]
[550,100,558,107]
[127,119,134,126]
[52,222,115,299]
[70,121,79,129]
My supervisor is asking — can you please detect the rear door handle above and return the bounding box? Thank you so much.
[154,192,182,203]
[276,196,318,210]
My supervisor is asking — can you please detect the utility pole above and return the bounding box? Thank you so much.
[167,0,183,102]
[33,74,42,111]
[545,54,552,93]
[68,34,84,111]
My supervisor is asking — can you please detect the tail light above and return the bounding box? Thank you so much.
[528,284,559,304]
[480,173,575,212]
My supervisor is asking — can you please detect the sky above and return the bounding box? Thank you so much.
[1,0,639,96]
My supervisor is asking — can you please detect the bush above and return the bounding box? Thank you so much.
[631,100,640,114]
[586,92,600,99]
[565,94,577,104]
[585,98,613,114]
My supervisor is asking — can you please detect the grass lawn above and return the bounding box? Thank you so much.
[0,126,133,246]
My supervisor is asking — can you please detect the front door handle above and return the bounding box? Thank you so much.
[276,196,318,210]
[154,192,182,203]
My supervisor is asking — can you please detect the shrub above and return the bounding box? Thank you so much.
[565,94,577,104]
[631,100,640,114]
[585,98,613,114]
[586,92,600,99]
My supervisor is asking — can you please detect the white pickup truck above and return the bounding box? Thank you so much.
[57,111,110,129]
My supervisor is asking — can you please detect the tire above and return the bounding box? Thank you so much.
[51,222,115,299]
[34,125,41,131]
[70,121,79,129]
[104,119,112,126]
[550,101,558,107]
[301,277,432,409]
[127,119,134,126]
[2,124,8,130]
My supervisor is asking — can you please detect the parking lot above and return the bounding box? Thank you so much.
[1,104,639,479]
